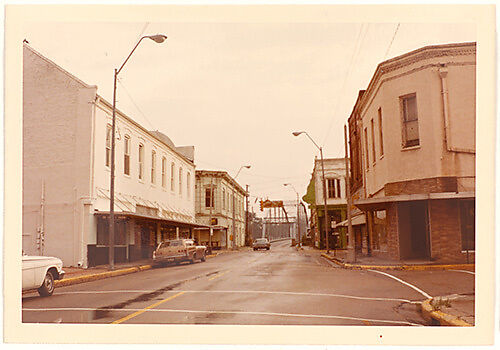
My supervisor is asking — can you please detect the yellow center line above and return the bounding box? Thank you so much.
[208,270,230,281]
[111,291,185,324]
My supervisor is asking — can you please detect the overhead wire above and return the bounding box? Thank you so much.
[384,23,401,60]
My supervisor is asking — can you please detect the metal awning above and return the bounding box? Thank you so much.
[94,210,209,229]
[334,214,366,228]
[353,192,475,210]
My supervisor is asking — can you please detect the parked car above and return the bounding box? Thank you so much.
[253,238,271,251]
[22,253,65,297]
[153,239,207,266]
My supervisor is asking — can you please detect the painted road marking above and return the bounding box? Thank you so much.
[449,269,475,275]
[368,269,432,299]
[208,270,230,281]
[111,291,185,324]
[22,307,422,326]
[45,289,413,303]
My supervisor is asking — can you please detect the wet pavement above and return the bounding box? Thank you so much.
[22,241,474,326]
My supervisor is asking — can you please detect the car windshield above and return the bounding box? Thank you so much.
[256,239,267,243]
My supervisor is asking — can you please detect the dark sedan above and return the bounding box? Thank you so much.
[253,238,271,251]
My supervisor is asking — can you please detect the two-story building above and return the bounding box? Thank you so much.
[23,43,205,267]
[348,42,476,263]
[194,170,248,249]
[303,158,350,249]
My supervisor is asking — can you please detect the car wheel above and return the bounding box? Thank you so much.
[37,270,55,297]
[253,248,256,251]
[267,247,270,250]
[201,253,206,262]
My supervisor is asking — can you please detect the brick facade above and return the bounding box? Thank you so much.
[385,203,400,261]
[385,177,458,196]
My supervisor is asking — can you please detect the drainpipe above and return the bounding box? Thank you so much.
[439,66,452,152]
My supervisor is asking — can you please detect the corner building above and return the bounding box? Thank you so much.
[348,42,475,263]
[23,44,205,267]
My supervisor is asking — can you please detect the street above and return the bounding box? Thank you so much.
[22,240,474,325]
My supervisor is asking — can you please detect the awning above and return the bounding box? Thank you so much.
[94,211,209,229]
[334,214,366,228]
[353,192,475,210]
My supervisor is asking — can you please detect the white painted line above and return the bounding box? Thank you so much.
[22,307,422,326]
[51,289,413,303]
[449,269,475,275]
[367,269,432,299]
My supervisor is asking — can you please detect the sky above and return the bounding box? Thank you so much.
[22,17,476,215]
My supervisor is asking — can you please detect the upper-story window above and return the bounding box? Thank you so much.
[400,93,419,148]
[222,188,226,210]
[170,162,175,191]
[205,187,214,208]
[327,178,341,198]
[179,168,183,195]
[151,150,156,184]
[124,135,131,175]
[364,127,369,169]
[161,157,167,188]
[105,125,112,167]
[370,118,376,164]
[187,172,191,198]
[138,144,144,180]
[378,108,384,156]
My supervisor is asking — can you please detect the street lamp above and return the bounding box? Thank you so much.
[292,131,330,254]
[284,183,301,248]
[109,34,167,270]
[232,165,250,250]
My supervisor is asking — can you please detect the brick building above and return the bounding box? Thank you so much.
[348,42,476,263]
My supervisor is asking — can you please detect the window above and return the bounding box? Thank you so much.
[364,127,369,168]
[401,94,419,148]
[187,172,191,198]
[105,125,112,167]
[327,178,341,198]
[97,218,126,246]
[222,188,226,210]
[161,157,167,188]
[151,150,156,184]
[179,168,183,195]
[378,108,384,156]
[170,162,175,191]
[124,136,130,175]
[370,118,376,164]
[138,144,144,180]
[205,187,214,208]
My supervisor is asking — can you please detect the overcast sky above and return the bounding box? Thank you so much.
[23,18,475,214]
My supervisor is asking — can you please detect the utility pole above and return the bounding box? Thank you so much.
[245,184,249,245]
[345,124,356,263]
[209,176,213,254]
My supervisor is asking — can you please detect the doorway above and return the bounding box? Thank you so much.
[398,201,430,260]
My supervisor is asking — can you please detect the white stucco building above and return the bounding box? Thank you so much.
[194,171,247,249]
[23,44,204,267]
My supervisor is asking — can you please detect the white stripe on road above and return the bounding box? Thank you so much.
[51,289,413,303]
[449,269,475,275]
[22,307,422,326]
[367,269,432,299]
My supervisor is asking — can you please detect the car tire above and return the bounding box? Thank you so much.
[201,253,206,262]
[253,248,257,251]
[37,270,55,297]
[267,247,270,250]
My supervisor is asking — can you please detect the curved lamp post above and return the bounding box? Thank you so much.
[109,34,167,270]
[284,183,301,248]
[292,131,330,253]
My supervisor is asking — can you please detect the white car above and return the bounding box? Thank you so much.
[22,254,65,296]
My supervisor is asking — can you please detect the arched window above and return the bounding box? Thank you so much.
[124,135,130,175]
[161,157,167,188]
[151,150,156,184]
[170,162,175,191]
[105,125,112,167]
[138,144,144,180]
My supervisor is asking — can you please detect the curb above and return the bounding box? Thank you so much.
[55,250,227,288]
[320,253,475,271]
[420,299,473,326]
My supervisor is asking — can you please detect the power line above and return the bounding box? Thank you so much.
[384,23,400,60]
[117,79,157,131]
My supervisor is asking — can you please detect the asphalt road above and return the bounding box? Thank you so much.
[22,240,474,325]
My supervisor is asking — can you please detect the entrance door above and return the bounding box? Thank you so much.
[398,201,430,260]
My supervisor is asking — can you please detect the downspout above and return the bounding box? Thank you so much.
[438,66,452,152]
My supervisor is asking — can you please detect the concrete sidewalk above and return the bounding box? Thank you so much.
[318,247,474,326]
